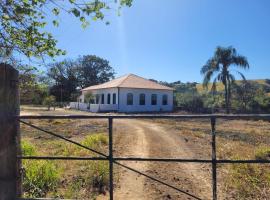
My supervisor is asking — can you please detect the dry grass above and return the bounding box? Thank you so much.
[196,79,270,93]
[152,118,270,199]
[20,107,109,199]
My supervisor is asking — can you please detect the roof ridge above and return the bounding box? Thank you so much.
[118,73,133,86]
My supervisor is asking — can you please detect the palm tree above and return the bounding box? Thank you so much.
[201,46,249,113]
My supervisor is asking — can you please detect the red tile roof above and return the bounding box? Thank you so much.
[82,74,174,91]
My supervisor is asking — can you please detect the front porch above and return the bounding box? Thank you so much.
[69,102,118,112]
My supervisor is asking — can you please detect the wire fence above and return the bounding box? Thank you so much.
[17,114,270,200]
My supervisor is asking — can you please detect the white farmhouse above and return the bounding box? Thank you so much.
[70,74,174,112]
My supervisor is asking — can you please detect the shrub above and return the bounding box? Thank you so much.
[43,95,56,111]
[255,146,270,160]
[21,140,61,198]
[21,140,37,156]
[82,134,108,149]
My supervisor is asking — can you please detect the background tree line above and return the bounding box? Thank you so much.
[155,46,270,114]
[2,46,269,114]
[3,55,115,107]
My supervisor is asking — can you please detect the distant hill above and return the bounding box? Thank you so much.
[196,79,270,94]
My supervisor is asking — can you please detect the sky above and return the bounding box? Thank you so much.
[42,0,270,83]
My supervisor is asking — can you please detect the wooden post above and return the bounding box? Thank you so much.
[0,63,21,199]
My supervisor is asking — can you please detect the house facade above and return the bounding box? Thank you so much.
[70,74,174,112]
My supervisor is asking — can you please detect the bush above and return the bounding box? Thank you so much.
[82,134,108,148]
[21,140,37,156]
[21,141,61,198]
[43,95,56,111]
[255,146,270,160]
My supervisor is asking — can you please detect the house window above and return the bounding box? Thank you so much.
[162,94,168,105]
[127,93,133,105]
[151,94,157,105]
[95,94,100,104]
[139,94,145,105]
[107,93,111,104]
[113,93,116,104]
[101,94,104,104]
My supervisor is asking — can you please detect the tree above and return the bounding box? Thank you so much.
[17,64,48,104]
[84,92,94,109]
[77,55,115,88]
[47,55,115,101]
[0,1,132,59]
[201,46,249,113]
[231,81,256,112]
[47,59,78,102]
[43,95,56,111]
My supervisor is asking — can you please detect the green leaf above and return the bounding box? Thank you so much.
[71,8,80,17]
[80,16,85,22]
[52,8,60,16]
[52,20,59,27]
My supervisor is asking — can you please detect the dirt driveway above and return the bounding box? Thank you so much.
[112,119,214,200]
[21,108,216,200]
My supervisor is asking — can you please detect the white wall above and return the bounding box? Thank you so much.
[70,102,88,111]
[82,88,118,105]
[118,88,173,112]
[78,87,173,113]
[81,88,119,112]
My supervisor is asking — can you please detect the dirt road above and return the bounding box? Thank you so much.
[113,119,213,200]
[21,108,215,199]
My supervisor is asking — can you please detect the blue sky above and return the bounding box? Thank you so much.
[43,0,270,83]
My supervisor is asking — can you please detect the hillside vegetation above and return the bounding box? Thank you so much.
[162,79,270,113]
[196,79,270,94]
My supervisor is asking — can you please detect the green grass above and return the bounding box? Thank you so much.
[21,141,61,198]
[21,131,109,198]
[255,146,270,160]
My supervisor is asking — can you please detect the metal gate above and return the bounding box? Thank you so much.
[18,114,270,200]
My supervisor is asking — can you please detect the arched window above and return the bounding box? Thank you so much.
[127,93,133,105]
[162,94,168,105]
[151,94,157,105]
[113,93,116,104]
[95,94,100,104]
[107,93,111,104]
[139,94,145,105]
[101,94,104,104]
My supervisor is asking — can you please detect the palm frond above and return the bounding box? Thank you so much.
[236,70,246,81]
[233,55,249,69]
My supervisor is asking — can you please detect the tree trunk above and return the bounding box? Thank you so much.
[227,79,231,113]
[224,81,229,114]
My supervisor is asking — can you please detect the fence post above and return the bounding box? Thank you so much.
[0,63,21,199]
[108,117,114,200]
[211,117,217,200]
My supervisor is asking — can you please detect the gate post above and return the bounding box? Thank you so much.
[0,63,21,199]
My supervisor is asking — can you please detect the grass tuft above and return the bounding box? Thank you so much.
[21,140,61,198]
[255,146,270,160]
